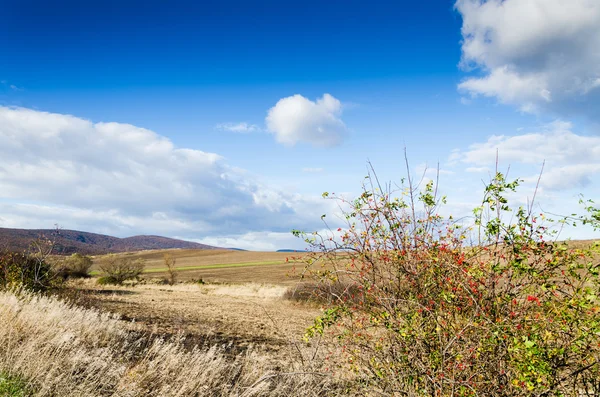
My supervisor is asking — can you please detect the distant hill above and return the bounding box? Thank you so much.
[0,227,221,255]
[276,249,304,252]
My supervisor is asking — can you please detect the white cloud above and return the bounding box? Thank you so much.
[465,166,489,173]
[302,167,324,173]
[452,121,600,190]
[0,106,338,245]
[265,93,347,147]
[215,122,260,133]
[456,0,600,119]
[191,231,309,251]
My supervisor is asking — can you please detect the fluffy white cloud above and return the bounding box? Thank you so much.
[266,93,347,147]
[456,0,600,118]
[451,121,600,190]
[215,122,260,133]
[0,106,337,245]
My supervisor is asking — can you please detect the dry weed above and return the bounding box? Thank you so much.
[0,290,350,396]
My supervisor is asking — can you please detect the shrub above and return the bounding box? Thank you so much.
[54,253,93,279]
[297,164,600,396]
[98,255,145,285]
[0,250,57,292]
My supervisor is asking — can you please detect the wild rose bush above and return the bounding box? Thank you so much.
[0,250,56,292]
[296,168,600,396]
[0,236,59,292]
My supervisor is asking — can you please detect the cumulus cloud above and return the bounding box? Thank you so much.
[455,0,600,118]
[451,121,600,190]
[215,122,260,133]
[0,106,337,244]
[266,93,347,147]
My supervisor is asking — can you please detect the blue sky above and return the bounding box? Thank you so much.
[1,0,599,250]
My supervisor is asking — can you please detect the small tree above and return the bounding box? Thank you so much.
[98,255,145,285]
[297,163,600,396]
[55,253,94,279]
[163,253,178,285]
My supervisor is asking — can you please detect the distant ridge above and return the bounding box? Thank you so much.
[276,249,304,252]
[0,227,221,255]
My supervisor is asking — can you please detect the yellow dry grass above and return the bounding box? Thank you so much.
[0,288,348,396]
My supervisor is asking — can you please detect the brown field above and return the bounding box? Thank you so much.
[91,249,310,285]
[82,249,328,356]
[73,280,321,354]
[1,283,345,397]
[81,250,322,353]
[0,249,346,396]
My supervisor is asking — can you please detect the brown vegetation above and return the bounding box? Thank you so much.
[0,289,347,396]
[98,255,146,285]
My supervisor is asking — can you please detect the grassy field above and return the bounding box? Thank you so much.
[91,249,309,285]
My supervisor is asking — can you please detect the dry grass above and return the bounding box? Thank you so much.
[0,289,350,397]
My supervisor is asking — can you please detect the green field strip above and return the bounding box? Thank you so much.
[90,260,294,275]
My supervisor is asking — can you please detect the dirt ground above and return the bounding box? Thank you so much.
[72,280,322,356]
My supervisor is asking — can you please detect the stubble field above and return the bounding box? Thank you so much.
[91,249,308,284]
[80,249,323,357]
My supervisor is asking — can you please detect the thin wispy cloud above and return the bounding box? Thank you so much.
[215,122,261,133]
[0,80,24,91]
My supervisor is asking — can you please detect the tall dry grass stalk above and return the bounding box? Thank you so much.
[0,290,346,396]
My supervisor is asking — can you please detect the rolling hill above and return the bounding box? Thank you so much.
[0,227,220,255]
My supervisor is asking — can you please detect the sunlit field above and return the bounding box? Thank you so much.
[91,249,308,284]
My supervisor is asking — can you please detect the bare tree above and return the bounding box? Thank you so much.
[164,253,177,285]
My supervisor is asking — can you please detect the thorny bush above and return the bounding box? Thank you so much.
[0,236,59,292]
[295,164,600,396]
[54,253,94,279]
[98,255,145,285]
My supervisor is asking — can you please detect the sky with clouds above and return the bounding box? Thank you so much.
[1,0,599,250]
